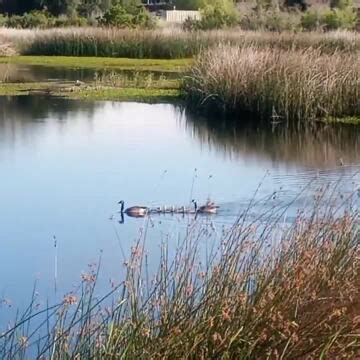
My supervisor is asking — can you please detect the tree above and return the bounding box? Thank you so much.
[100,1,155,28]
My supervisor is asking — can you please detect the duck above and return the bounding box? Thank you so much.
[118,200,148,218]
[192,200,219,214]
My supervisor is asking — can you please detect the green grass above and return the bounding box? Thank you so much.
[61,86,180,102]
[0,81,181,102]
[0,82,50,96]
[0,56,192,72]
[323,116,360,125]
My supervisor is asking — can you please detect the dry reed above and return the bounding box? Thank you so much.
[0,189,358,359]
[1,27,360,58]
[184,45,360,122]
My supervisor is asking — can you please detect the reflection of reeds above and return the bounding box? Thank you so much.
[184,112,360,167]
[184,45,360,122]
[94,71,178,89]
[1,27,360,58]
[0,190,358,358]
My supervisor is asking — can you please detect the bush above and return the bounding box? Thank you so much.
[54,15,89,27]
[301,10,321,31]
[21,10,54,28]
[321,7,357,30]
[240,10,301,31]
[182,16,201,31]
[183,0,238,30]
[4,15,25,28]
[100,3,155,29]
[200,1,238,29]
[4,10,54,29]
[0,14,8,27]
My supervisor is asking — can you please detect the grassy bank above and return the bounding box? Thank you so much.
[0,194,358,358]
[0,82,180,102]
[1,27,360,59]
[0,55,183,101]
[184,45,360,123]
[0,55,191,72]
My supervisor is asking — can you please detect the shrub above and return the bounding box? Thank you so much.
[199,0,238,29]
[182,0,238,30]
[100,3,155,29]
[240,10,301,31]
[4,15,25,29]
[3,10,54,29]
[321,7,357,30]
[54,15,89,27]
[0,14,8,27]
[301,10,321,31]
[21,10,54,28]
[182,16,201,31]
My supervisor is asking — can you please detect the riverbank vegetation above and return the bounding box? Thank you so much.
[0,74,180,102]
[0,0,359,32]
[184,45,360,123]
[0,193,358,358]
[1,28,360,58]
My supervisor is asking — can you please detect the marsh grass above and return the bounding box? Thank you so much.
[1,27,360,58]
[184,45,360,123]
[0,38,16,57]
[0,188,358,359]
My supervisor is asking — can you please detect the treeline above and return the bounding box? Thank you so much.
[0,0,358,31]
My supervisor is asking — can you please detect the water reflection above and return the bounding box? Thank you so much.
[184,112,360,168]
[1,96,359,170]
[0,63,177,83]
[0,96,358,313]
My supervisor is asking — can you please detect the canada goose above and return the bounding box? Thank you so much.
[192,200,219,214]
[118,200,148,218]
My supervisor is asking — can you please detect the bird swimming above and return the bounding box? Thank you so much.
[192,200,219,214]
[118,200,148,218]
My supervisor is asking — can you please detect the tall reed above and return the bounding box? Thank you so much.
[184,45,360,122]
[1,27,360,58]
[0,189,358,358]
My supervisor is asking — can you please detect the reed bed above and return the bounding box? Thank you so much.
[184,45,360,123]
[1,27,360,58]
[0,39,16,57]
[0,190,359,359]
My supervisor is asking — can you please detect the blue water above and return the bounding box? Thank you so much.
[0,96,358,320]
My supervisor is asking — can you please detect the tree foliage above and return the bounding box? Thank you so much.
[100,1,155,28]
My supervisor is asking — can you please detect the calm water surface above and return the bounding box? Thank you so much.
[0,95,359,317]
[0,63,175,83]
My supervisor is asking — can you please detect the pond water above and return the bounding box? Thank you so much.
[0,63,175,83]
[0,95,359,319]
